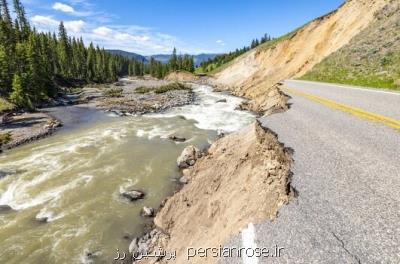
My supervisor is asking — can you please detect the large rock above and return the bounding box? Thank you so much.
[120,188,145,202]
[176,145,201,168]
[168,135,186,142]
[0,205,12,212]
[141,206,155,217]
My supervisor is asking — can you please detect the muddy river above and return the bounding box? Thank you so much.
[0,84,255,263]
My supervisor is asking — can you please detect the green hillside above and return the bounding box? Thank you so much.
[301,0,400,90]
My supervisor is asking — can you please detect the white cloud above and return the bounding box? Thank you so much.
[216,40,226,46]
[29,1,213,55]
[31,15,85,33]
[115,32,149,42]
[92,26,113,36]
[31,15,59,27]
[52,2,75,13]
[64,20,85,33]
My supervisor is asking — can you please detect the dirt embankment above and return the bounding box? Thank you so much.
[212,0,388,112]
[164,71,198,82]
[135,121,293,263]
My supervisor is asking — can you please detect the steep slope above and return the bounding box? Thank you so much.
[164,71,198,82]
[134,121,293,264]
[302,0,400,90]
[213,0,388,112]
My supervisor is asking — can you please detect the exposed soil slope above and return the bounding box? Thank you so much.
[139,121,293,263]
[213,0,388,112]
[302,0,400,90]
[164,71,198,82]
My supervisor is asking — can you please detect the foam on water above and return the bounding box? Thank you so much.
[149,84,255,133]
[0,174,93,210]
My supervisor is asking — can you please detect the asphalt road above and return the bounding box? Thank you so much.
[221,80,400,263]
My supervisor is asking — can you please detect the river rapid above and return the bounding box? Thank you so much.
[0,83,255,263]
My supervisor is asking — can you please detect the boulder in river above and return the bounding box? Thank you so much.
[141,206,155,217]
[35,216,49,223]
[0,205,13,212]
[129,237,139,254]
[168,135,186,142]
[177,145,201,168]
[216,98,227,103]
[121,188,145,202]
[129,229,166,259]
[179,175,189,184]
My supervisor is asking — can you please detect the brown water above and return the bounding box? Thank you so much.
[0,84,255,263]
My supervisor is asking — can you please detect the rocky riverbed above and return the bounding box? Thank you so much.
[0,77,194,152]
[79,77,194,116]
[0,112,61,151]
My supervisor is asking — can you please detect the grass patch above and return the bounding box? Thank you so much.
[301,0,400,91]
[301,48,400,90]
[135,82,191,94]
[0,98,16,115]
[103,87,123,97]
[0,132,12,147]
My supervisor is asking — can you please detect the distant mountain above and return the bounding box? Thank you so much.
[193,53,220,66]
[106,50,147,62]
[106,50,219,66]
[145,54,170,64]
[146,53,219,66]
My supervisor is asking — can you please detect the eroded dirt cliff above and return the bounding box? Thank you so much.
[213,0,388,112]
[136,121,293,263]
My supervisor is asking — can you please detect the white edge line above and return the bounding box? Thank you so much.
[241,223,259,264]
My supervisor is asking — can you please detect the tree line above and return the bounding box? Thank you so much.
[199,33,273,73]
[127,47,195,79]
[0,0,137,108]
[0,0,194,109]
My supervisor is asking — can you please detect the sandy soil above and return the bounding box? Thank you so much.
[136,121,293,263]
[213,0,388,112]
[165,71,198,82]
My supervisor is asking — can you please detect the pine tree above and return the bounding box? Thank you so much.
[13,0,29,40]
[10,73,31,108]
[169,47,178,71]
[57,21,72,77]
[0,0,12,25]
[0,45,10,95]
[86,43,96,81]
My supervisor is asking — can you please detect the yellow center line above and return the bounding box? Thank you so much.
[283,87,400,130]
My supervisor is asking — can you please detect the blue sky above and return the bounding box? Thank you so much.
[22,0,344,55]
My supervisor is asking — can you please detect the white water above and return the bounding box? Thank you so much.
[149,84,254,133]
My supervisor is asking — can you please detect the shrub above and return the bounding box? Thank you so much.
[103,88,123,97]
[0,132,12,147]
[135,82,191,94]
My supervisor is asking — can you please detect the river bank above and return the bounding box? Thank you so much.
[124,120,293,264]
[0,77,194,152]
[0,82,256,264]
[0,76,292,264]
[0,111,61,151]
